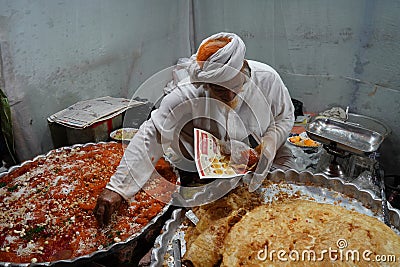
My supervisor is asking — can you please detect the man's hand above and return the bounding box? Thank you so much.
[94,188,123,227]
[255,142,263,155]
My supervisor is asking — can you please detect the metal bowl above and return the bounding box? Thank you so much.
[109,128,139,142]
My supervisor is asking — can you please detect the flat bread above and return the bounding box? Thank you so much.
[183,186,262,267]
[222,200,400,266]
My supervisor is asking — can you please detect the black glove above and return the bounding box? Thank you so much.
[94,188,123,227]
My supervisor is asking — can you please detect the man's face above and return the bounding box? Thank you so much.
[205,71,247,107]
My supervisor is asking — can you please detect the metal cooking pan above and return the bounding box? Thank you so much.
[151,169,400,266]
[0,142,176,267]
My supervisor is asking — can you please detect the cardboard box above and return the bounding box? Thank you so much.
[48,114,123,148]
[47,97,154,148]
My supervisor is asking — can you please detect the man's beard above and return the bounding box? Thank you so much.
[210,91,239,110]
[226,96,239,109]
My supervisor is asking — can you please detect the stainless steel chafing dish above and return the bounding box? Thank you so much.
[0,142,176,267]
[306,117,384,155]
[346,112,391,138]
[151,170,400,267]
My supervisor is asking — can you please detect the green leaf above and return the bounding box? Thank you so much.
[7,184,18,192]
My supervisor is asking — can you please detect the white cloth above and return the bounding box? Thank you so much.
[189,32,246,83]
[107,60,295,200]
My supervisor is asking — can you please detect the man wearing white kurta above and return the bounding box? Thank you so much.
[95,32,295,226]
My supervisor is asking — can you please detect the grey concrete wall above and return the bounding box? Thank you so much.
[1,0,399,173]
[0,0,191,161]
[193,0,400,173]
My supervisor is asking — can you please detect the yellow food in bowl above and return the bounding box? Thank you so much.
[303,138,318,147]
[112,128,138,140]
[289,136,301,143]
[289,135,319,147]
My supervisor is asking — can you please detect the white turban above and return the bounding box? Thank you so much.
[189,32,246,83]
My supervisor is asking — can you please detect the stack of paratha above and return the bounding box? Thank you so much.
[182,186,400,267]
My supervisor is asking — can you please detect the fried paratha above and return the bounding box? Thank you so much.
[222,200,400,267]
[183,186,262,267]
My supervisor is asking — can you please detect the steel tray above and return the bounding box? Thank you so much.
[306,118,384,155]
[151,169,400,267]
[0,142,176,267]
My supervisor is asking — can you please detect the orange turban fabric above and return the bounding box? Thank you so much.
[196,37,232,68]
[189,32,246,83]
